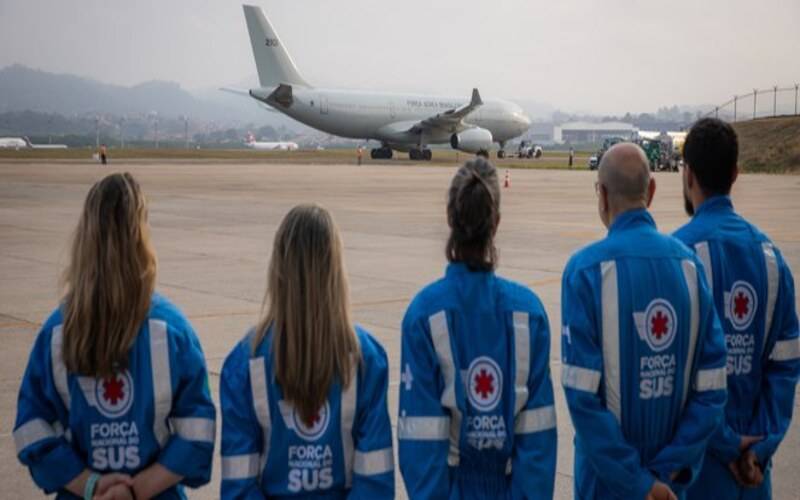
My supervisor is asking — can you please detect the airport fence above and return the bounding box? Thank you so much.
[703,84,800,122]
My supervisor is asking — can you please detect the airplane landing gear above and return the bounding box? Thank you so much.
[497,141,507,159]
[371,146,393,159]
[409,148,433,161]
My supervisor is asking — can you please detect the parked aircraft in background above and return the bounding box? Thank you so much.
[0,137,68,149]
[244,132,298,151]
[234,5,530,160]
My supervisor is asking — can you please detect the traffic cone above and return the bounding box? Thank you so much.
[504,170,510,188]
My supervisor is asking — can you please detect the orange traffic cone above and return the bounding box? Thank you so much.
[504,170,510,188]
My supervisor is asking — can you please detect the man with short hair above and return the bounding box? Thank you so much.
[561,143,728,499]
[675,118,800,499]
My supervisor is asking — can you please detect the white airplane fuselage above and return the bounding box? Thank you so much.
[240,5,531,157]
[261,87,530,148]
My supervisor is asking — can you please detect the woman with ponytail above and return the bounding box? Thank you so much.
[398,158,558,499]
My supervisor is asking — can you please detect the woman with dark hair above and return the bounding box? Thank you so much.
[14,172,215,499]
[398,158,557,499]
[219,204,394,499]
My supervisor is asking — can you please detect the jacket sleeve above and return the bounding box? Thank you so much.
[647,262,727,490]
[348,339,395,499]
[749,258,800,464]
[220,342,266,500]
[157,326,217,488]
[14,325,85,493]
[510,309,557,500]
[398,311,450,499]
[560,265,655,500]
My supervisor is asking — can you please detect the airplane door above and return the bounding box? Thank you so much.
[321,97,329,115]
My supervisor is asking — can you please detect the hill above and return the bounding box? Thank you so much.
[734,116,800,173]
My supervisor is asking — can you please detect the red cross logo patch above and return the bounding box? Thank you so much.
[466,356,502,412]
[727,281,757,331]
[94,370,134,419]
[635,299,678,352]
[292,401,330,441]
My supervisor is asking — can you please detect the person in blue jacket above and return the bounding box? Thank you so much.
[674,118,800,500]
[219,204,394,499]
[14,173,216,500]
[561,143,728,500]
[398,158,557,499]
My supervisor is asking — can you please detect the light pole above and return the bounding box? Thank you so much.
[753,89,758,119]
[119,116,125,149]
[733,95,737,122]
[95,116,100,149]
[183,116,189,149]
[795,84,799,116]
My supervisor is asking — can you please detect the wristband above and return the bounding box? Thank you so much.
[84,472,101,500]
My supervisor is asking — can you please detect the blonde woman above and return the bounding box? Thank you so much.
[14,173,215,499]
[220,204,394,499]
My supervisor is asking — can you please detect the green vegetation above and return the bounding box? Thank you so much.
[0,147,592,170]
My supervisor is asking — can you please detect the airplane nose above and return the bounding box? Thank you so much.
[517,113,531,131]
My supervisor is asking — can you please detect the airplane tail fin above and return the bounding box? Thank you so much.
[243,5,310,88]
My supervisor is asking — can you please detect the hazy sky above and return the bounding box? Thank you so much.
[1,0,798,114]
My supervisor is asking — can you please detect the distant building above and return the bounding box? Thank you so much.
[553,121,638,144]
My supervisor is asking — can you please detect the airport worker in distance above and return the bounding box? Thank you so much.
[14,173,216,500]
[398,158,558,499]
[675,118,800,500]
[219,204,394,499]
[560,143,728,500]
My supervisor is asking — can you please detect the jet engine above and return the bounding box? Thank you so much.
[450,127,493,154]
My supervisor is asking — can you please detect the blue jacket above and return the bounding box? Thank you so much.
[674,196,800,466]
[219,326,394,499]
[398,262,557,500]
[14,294,216,499]
[560,209,727,499]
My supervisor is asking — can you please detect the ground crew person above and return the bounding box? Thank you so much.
[357,146,363,165]
[675,118,800,500]
[569,148,574,168]
[398,158,557,499]
[561,143,727,500]
[220,205,394,499]
[14,173,216,499]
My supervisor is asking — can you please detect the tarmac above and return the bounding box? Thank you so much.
[1,161,798,499]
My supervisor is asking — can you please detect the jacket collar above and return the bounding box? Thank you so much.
[608,208,656,234]
[694,195,734,217]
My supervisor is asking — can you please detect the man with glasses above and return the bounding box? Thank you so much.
[561,142,728,499]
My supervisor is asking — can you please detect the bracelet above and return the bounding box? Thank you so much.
[84,472,101,500]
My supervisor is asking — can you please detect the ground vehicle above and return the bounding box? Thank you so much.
[588,137,624,170]
[498,141,543,159]
[636,137,679,171]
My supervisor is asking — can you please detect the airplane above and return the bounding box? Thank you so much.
[244,132,299,151]
[234,5,531,161]
[0,137,68,149]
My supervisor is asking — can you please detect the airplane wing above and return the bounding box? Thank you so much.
[409,88,483,134]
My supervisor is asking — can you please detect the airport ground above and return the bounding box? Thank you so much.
[1,160,798,499]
